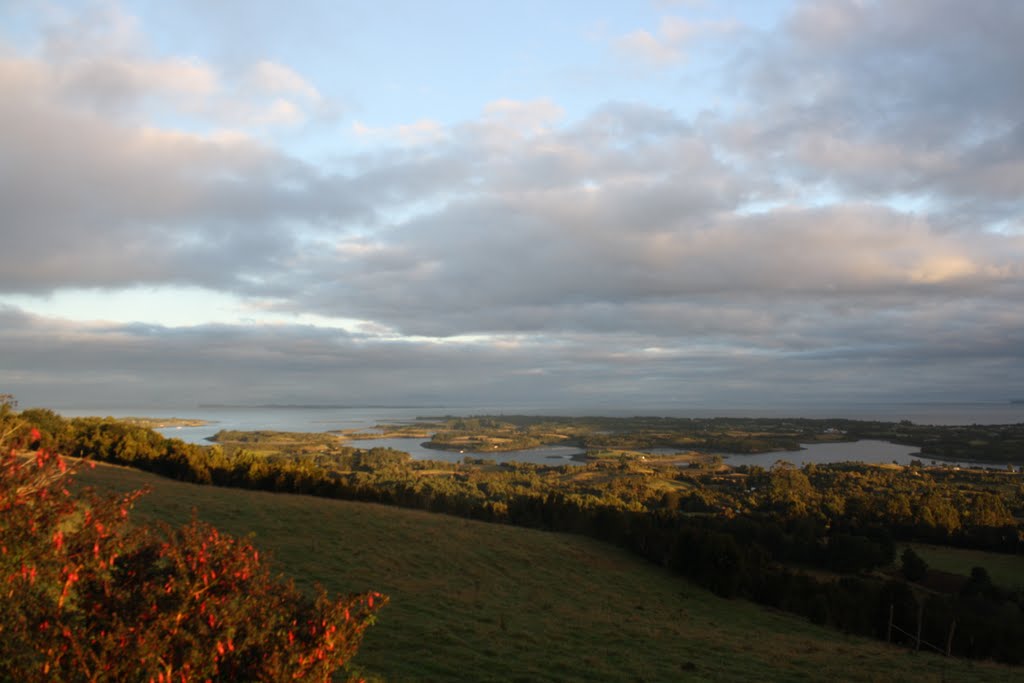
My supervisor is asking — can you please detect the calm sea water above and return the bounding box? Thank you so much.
[51,402,1023,466]
[54,405,456,444]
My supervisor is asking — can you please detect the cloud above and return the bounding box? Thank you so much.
[4,47,1022,348]
[2,304,1020,411]
[36,3,208,113]
[726,0,1024,218]
[0,61,302,292]
[289,195,1023,339]
[0,42,370,296]
[613,16,737,67]
[55,55,218,113]
[615,28,685,67]
[246,60,321,102]
[352,119,448,146]
[2,1,1024,408]
[20,5,333,129]
[0,307,583,408]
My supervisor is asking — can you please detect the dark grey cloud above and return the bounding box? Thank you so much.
[280,196,1023,341]
[1,306,1019,411]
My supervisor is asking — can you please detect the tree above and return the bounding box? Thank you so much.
[0,408,386,682]
[967,492,1013,528]
[960,566,996,599]
[900,547,928,582]
[767,462,815,517]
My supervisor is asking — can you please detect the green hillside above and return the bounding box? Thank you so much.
[79,463,1012,682]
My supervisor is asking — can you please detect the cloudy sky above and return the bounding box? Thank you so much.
[1,0,1023,412]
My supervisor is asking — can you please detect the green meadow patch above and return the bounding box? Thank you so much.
[908,543,1024,591]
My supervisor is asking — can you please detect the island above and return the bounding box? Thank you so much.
[116,416,210,429]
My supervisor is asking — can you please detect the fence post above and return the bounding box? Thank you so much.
[887,603,893,643]
[915,605,923,651]
[946,620,956,657]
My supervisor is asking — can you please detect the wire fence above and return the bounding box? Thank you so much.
[888,604,955,657]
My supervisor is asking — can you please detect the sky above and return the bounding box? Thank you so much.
[1,0,1023,411]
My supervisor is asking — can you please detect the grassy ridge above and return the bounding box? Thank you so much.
[79,464,1012,682]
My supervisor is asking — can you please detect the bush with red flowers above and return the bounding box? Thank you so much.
[0,406,386,682]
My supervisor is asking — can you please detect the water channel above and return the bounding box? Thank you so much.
[342,437,955,468]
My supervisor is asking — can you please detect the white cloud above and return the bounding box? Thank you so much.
[481,98,565,135]
[615,28,684,66]
[352,119,448,146]
[247,60,321,101]
[256,98,304,126]
[15,5,332,131]
[613,16,736,67]
[41,1,146,61]
[55,55,218,112]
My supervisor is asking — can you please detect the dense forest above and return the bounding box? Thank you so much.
[13,407,1024,664]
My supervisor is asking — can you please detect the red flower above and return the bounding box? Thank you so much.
[30,427,41,441]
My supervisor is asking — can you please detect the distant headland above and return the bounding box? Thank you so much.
[198,403,437,410]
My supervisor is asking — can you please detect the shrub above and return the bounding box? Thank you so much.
[0,411,386,682]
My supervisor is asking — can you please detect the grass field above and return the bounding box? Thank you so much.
[908,543,1024,590]
[77,463,1015,682]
